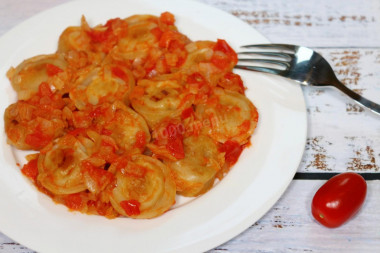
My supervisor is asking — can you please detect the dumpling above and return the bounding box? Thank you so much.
[37,134,95,195]
[130,79,193,128]
[7,54,67,100]
[69,63,135,110]
[195,88,258,144]
[109,155,176,218]
[164,134,224,197]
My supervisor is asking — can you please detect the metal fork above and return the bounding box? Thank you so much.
[235,44,380,115]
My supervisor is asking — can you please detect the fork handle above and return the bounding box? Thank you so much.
[332,80,380,115]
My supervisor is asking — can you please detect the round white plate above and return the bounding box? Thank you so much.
[0,0,307,252]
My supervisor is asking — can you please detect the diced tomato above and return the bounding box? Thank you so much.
[25,130,51,149]
[213,39,237,57]
[219,140,243,165]
[101,137,118,151]
[150,27,163,40]
[239,120,251,133]
[178,93,194,108]
[87,18,128,52]
[88,200,113,216]
[38,82,53,97]
[87,29,109,43]
[21,158,39,181]
[159,12,175,26]
[111,66,128,82]
[92,142,118,163]
[46,64,63,76]
[159,30,184,49]
[101,128,112,136]
[81,160,114,188]
[165,123,185,159]
[120,199,141,216]
[113,156,129,170]
[134,131,147,149]
[219,72,245,94]
[89,106,106,118]
[211,53,230,69]
[120,164,147,178]
[181,107,194,120]
[64,193,83,210]
[211,39,238,69]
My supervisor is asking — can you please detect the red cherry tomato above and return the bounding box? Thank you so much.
[311,172,367,228]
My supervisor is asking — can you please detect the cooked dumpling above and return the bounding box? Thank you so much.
[4,102,66,150]
[37,134,94,195]
[195,88,258,144]
[130,79,193,128]
[70,63,135,109]
[103,101,150,152]
[7,54,67,100]
[165,134,223,197]
[109,155,176,219]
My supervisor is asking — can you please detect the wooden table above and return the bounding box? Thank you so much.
[1,0,379,252]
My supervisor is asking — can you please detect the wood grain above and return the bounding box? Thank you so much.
[210,181,380,253]
[300,48,380,173]
[202,0,380,47]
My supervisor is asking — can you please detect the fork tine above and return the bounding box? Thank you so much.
[234,65,285,75]
[238,51,293,60]
[237,58,290,68]
[241,44,297,52]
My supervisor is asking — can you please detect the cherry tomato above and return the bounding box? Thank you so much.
[311,172,367,228]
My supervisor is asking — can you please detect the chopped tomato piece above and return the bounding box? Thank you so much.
[159,12,175,25]
[89,106,106,118]
[64,193,83,210]
[239,120,251,133]
[165,123,185,159]
[213,39,237,57]
[113,156,129,170]
[120,199,141,216]
[159,30,184,49]
[86,18,128,52]
[219,140,243,165]
[211,53,231,69]
[25,130,51,149]
[111,66,129,82]
[134,131,147,148]
[181,107,194,119]
[46,64,63,76]
[211,39,238,69]
[21,158,39,181]
[218,72,245,94]
[88,200,113,216]
[150,27,163,40]
[92,142,118,163]
[38,82,53,97]
[81,161,114,188]
[101,128,112,136]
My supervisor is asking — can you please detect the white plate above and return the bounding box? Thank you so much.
[0,0,307,252]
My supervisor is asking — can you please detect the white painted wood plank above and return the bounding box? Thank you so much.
[299,48,380,173]
[201,0,380,47]
[1,180,379,253]
[209,180,380,252]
